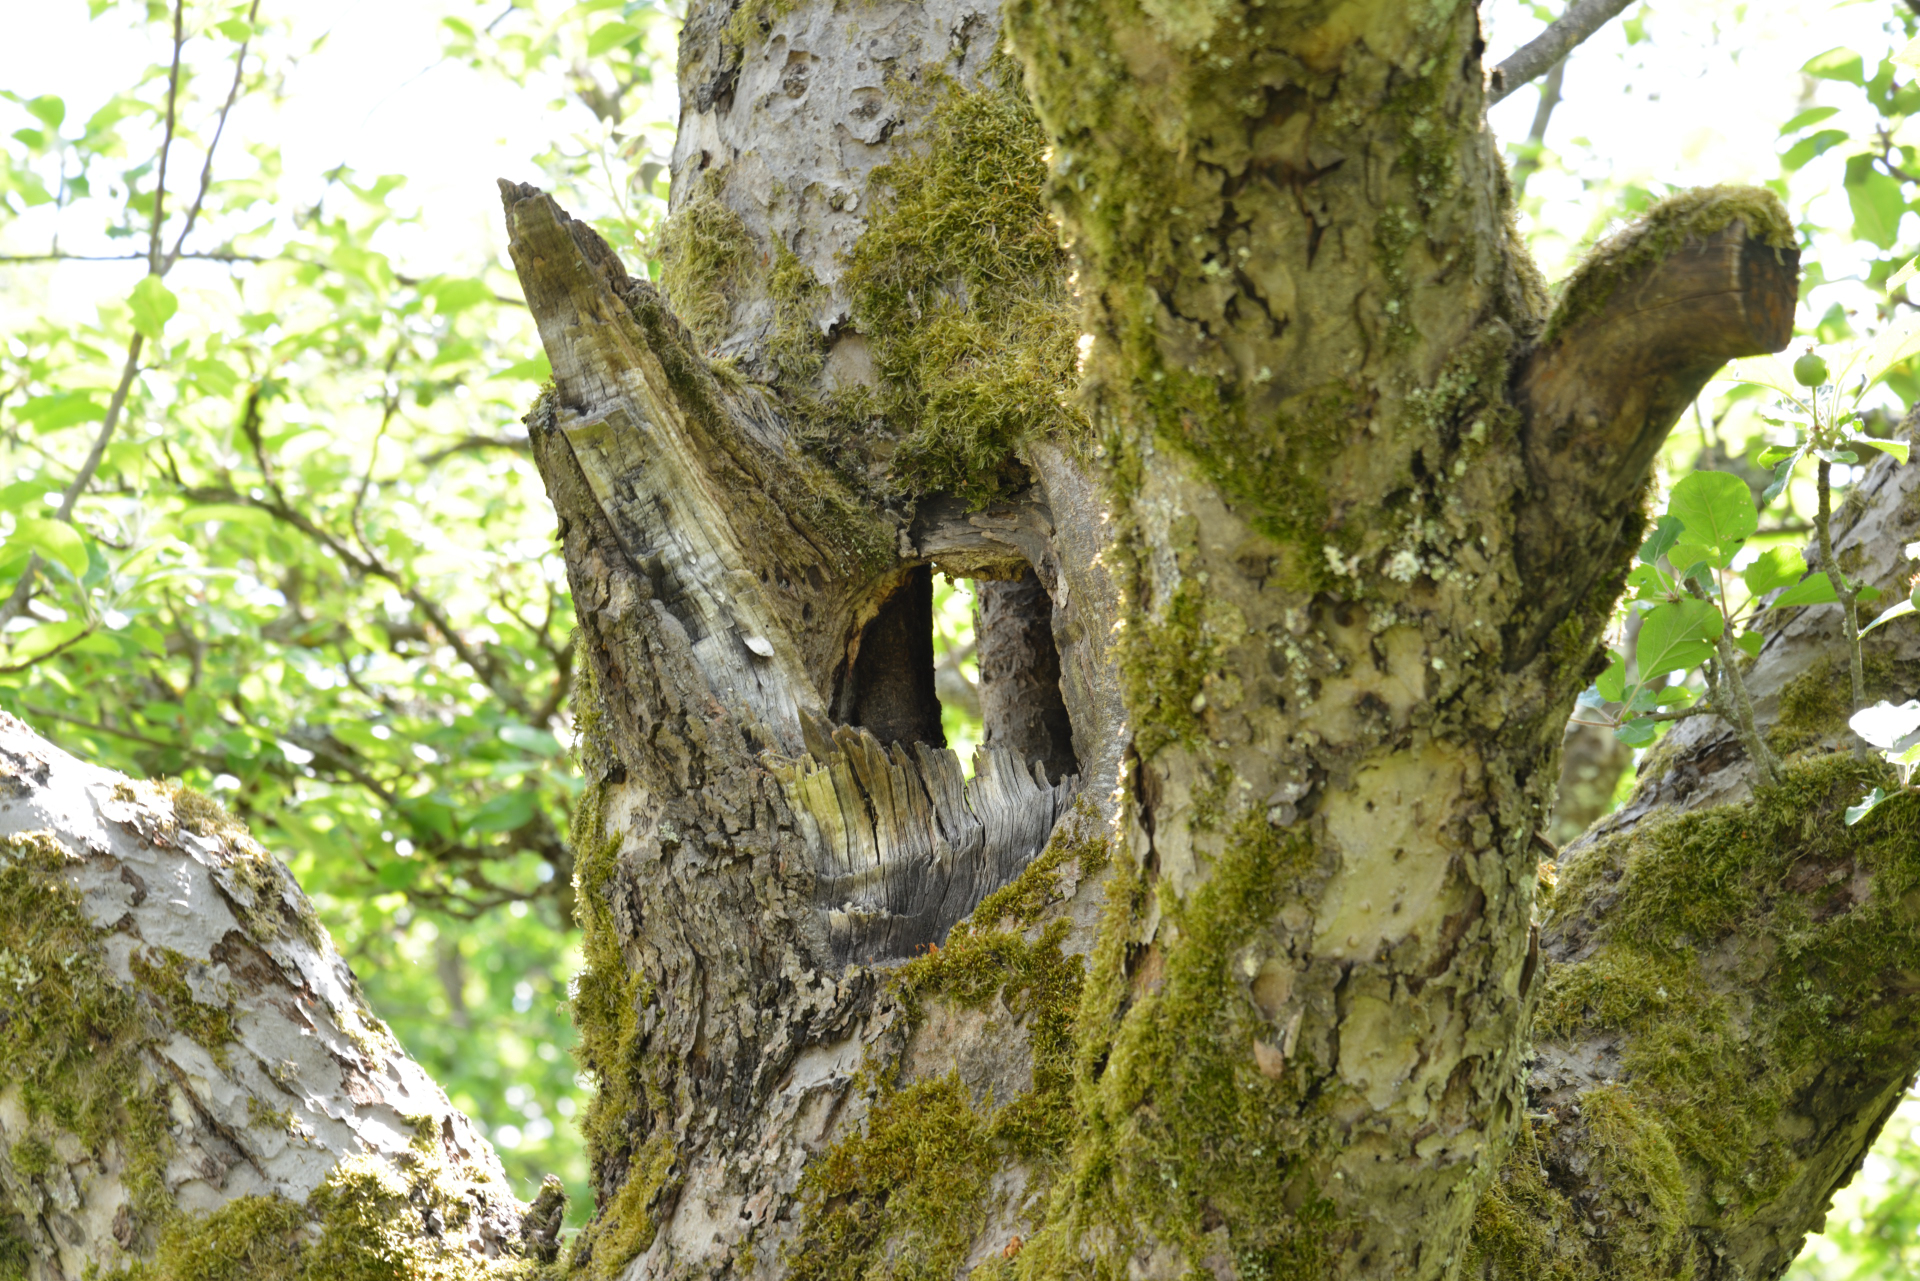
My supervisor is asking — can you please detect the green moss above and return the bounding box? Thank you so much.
[121,1138,541,1281]
[0,830,174,1230]
[790,1075,997,1281]
[767,243,829,385]
[1464,1097,1694,1281]
[1546,186,1796,345]
[167,782,248,841]
[580,1136,674,1281]
[1015,812,1334,1278]
[1535,753,1920,1216]
[655,173,754,352]
[839,67,1084,506]
[134,1195,307,1281]
[129,947,240,1067]
[6,1138,49,1180]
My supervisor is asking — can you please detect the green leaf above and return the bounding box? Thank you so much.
[1846,786,1890,826]
[376,858,423,890]
[426,277,494,316]
[9,519,88,576]
[1805,46,1865,83]
[490,354,553,382]
[1668,469,1757,552]
[1625,562,1672,599]
[1780,106,1841,133]
[1593,652,1625,704]
[15,391,106,434]
[1637,599,1724,682]
[1897,34,1920,70]
[499,724,563,756]
[1782,129,1849,171]
[1849,167,1906,251]
[1616,718,1659,748]
[24,95,64,130]
[1862,597,1919,636]
[1755,443,1800,469]
[1743,546,1806,595]
[1853,435,1911,464]
[178,503,273,527]
[1733,630,1764,658]
[1667,541,1724,574]
[1769,572,1839,609]
[128,275,178,340]
[1638,514,1684,565]
[1891,257,1920,295]
[586,20,644,55]
[469,790,537,834]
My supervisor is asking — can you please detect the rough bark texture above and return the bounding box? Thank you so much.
[0,716,534,1281]
[24,1,1920,1279]
[1486,444,1920,1281]
[496,0,1824,1275]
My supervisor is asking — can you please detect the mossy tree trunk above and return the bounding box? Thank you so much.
[23,3,1920,1281]
[508,0,1919,1276]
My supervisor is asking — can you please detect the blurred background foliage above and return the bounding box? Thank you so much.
[8,0,1920,1265]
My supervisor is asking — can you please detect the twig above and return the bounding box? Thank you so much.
[0,627,97,674]
[163,0,260,274]
[148,0,187,274]
[1489,0,1635,104]
[1815,461,1866,711]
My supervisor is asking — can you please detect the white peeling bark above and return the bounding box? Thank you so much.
[0,715,528,1279]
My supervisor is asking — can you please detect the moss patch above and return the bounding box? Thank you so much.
[1464,1092,1693,1281]
[1532,753,1920,1222]
[839,65,1084,506]
[0,829,175,1226]
[655,173,754,352]
[1009,812,1334,1278]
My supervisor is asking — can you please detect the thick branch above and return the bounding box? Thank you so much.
[0,715,534,1280]
[1479,450,1920,1279]
[1511,189,1798,660]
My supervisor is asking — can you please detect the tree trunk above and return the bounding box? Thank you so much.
[19,2,1920,1280]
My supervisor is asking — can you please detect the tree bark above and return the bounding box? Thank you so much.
[23,2,1920,1280]
[0,718,538,1281]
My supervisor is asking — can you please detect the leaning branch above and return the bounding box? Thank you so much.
[1488,0,1635,104]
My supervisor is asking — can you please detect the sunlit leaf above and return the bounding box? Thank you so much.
[128,274,178,340]
[1768,572,1839,609]
[1637,599,1723,682]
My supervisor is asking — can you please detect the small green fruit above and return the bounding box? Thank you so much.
[1793,352,1829,387]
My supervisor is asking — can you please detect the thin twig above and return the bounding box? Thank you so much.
[1489,0,1635,105]
[0,627,97,674]
[163,0,260,273]
[149,0,188,274]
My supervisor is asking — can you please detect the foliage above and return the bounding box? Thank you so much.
[0,0,682,1224]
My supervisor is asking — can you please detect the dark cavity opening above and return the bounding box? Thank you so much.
[975,572,1076,783]
[838,565,946,749]
[838,566,1080,784]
